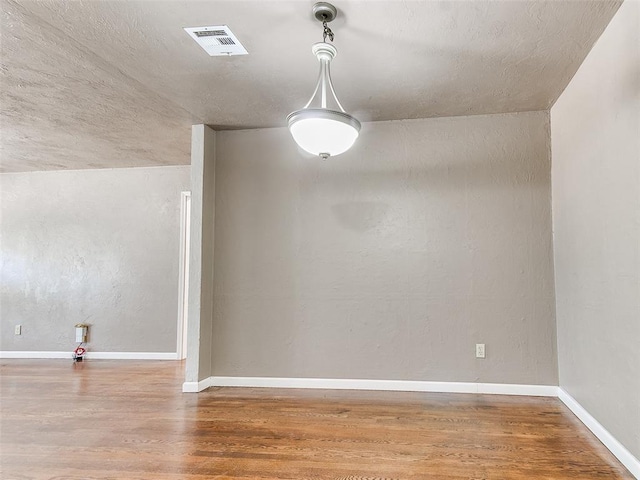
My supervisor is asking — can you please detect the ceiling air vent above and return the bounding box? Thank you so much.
[184,25,248,56]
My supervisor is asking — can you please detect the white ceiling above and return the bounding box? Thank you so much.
[0,0,621,172]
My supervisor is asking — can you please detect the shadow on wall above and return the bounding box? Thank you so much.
[331,202,390,232]
[300,153,546,194]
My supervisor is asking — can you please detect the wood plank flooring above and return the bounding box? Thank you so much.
[0,360,633,479]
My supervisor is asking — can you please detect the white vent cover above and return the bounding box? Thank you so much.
[184,25,248,56]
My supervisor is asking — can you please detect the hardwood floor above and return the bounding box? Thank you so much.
[0,360,633,479]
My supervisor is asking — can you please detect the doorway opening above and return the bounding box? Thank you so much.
[176,191,191,360]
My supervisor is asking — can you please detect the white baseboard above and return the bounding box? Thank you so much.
[182,377,212,393]
[203,376,558,397]
[0,351,179,360]
[87,352,179,360]
[558,388,640,479]
[0,351,70,359]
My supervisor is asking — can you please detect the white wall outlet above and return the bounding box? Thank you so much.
[14,324,22,335]
[475,343,485,358]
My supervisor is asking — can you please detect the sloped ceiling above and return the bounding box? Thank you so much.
[0,0,621,172]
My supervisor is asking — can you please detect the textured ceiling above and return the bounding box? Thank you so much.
[0,0,621,172]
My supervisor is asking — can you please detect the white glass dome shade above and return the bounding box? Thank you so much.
[287,109,360,158]
[287,40,360,159]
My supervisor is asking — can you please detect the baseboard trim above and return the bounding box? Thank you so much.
[0,351,179,360]
[204,376,558,397]
[87,352,179,360]
[558,388,640,479]
[182,378,212,393]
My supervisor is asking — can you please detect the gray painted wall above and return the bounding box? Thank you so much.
[551,0,640,459]
[1,166,190,352]
[185,125,216,383]
[212,111,558,385]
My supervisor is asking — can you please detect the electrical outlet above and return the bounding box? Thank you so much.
[14,325,21,335]
[475,343,485,358]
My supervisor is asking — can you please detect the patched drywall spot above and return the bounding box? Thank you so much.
[331,202,390,232]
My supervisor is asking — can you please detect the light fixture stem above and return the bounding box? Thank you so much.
[303,68,323,109]
[320,60,328,108]
[303,52,346,112]
[325,61,346,112]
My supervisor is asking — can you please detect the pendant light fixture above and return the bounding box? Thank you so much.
[287,2,361,159]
